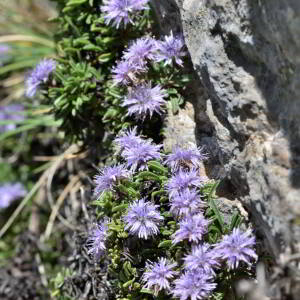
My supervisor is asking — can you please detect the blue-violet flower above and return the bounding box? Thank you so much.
[123,198,163,239]
[123,36,157,67]
[166,169,207,198]
[165,146,208,170]
[0,104,24,133]
[173,269,216,300]
[0,182,26,209]
[142,257,177,295]
[101,0,149,29]
[0,44,11,66]
[122,139,162,171]
[122,83,167,119]
[87,220,108,259]
[171,214,210,244]
[25,59,56,98]
[155,31,186,66]
[114,127,143,151]
[93,165,130,198]
[214,228,257,269]
[170,188,205,217]
[184,243,220,275]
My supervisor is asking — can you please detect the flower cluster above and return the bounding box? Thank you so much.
[87,134,257,299]
[109,32,186,120]
[0,182,26,209]
[0,104,24,133]
[25,58,56,98]
[81,7,259,299]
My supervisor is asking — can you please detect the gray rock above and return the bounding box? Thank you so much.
[153,0,300,266]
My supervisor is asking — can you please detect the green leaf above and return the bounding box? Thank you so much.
[112,203,128,213]
[230,211,242,231]
[209,198,224,232]
[108,224,122,232]
[140,288,154,295]
[147,160,168,175]
[136,171,160,181]
[66,0,88,7]
[161,230,173,236]
[158,240,172,248]
[98,52,114,63]
[122,278,135,288]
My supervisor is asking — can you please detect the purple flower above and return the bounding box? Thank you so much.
[86,220,108,259]
[123,37,157,67]
[214,228,257,269]
[170,188,205,217]
[184,243,220,275]
[25,59,56,98]
[0,44,11,66]
[155,31,186,66]
[93,165,130,198]
[165,146,208,171]
[173,269,216,300]
[101,0,149,29]
[0,183,26,209]
[123,198,163,239]
[114,127,143,151]
[122,83,167,119]
[166,169,207,198]
[171,214,210,244]
[112,60,143,86]
[122,139,162,171]
[142,257,177,295]
[0,104,24,133]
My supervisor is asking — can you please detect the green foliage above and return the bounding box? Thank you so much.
[89,158,250,300]
[45,0,190,143]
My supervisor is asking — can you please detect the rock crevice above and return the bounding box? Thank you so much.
[152,0,300,262]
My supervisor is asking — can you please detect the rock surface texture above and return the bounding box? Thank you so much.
[153,0,300,296]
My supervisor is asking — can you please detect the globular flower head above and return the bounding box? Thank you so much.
[171,214,210,244]
[142,257,177,295]
[184,243,220,275]
[166,169,207,198]
[173,269,216,300]
[114,127,143,151]
[122,83,167,119]
[214,228,257,269]
[86,220,108,259]
[123,36,157,67]
[122,139,162,171]
[123,198,164,239]
[165,146,208,170]
[112,60,143,86]
[25,58,56,98]
[93,165,130,198]
[170,188,205,217]
[0,183,26,209]
[0,104,24,133]
[101,0,149,29]
[155,31,186,66]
